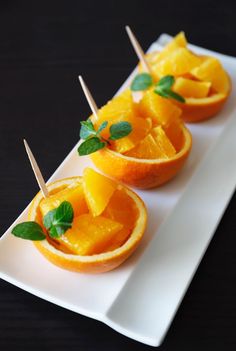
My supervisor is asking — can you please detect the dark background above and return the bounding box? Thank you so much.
[0,1,236,350]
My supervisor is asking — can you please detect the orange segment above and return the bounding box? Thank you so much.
[39,181,88,217]
[138,90,183,150]
[157,32,187,63]
[191,57,230,94]
[100,187,137,251]
[139,90,182,125]
[98,89,136,121]
[111,116,152,153]
[58,214,123,255]
[173,31,187,47]
[173,77,211,98]
[125,127,176,160]
[125,134,163,159]
[83,168,117,217]
[103,187,139,229]
[156,48,202,77]
[144,32,187,80]
[91,89,152,154]
[151,126,176,157]
[163,118,184,153]
[104,228,131,252]
[92,89,137,138]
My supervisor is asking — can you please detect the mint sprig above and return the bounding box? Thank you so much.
[154,75,185,103]
[43,201,74,238]
[130,73,185,103]
[78,119,132,156]
[11,201,74,241]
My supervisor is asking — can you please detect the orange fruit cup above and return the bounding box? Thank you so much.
[91,125,191,189]
[28,174,147,273]
[89,89,192,189]
[142,32,231,123]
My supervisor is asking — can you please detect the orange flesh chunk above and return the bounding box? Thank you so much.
[125,126,176,160]
[151,126,176,157]
[98,89,136,121]
[173,31,187,47]
[191,57,229,94]
[139,90,182,125]
[83,167,117,217]
[149,32,187,66]
[40,182,88,218]
[156,48,202,77]
[102,187,139,250]
[173,77,211,98]
[103,228,131,252]
[158,32,187,62]
[92,90,137,138]
[58,214,123,255]
[103,187,139,229]
[125,134,162,159]
[110,116,152,153]
[91,89,152,153]
[138,90,183,150]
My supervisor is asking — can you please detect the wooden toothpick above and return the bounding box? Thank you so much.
[23,139,49,198]
[78,75,99,122]
[125,25,151,73]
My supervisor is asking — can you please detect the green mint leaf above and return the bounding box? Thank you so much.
[54,201,74,227]
[80,119,96,139]
[78,137,106,156]
[154,86,185,103]
[43,208,57,229]
[12,222,46,241]
[97,121,108,134]
[49,224,71,238]
[82,119,95,131]
[109,121,132,140]
[154,75,185,103]
[156,75,175,90]
[154,87,170,98]
[48,226,61,238]
[165,90,186,103]
[131,73,153,91]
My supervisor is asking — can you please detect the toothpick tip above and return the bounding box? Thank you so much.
[125,25,131,34]
[23,138,49,198]
[125,25,150,74]
[78,75,83,84]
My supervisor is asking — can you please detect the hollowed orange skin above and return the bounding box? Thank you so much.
[172,87,230,123]
[91,126,192,189]
[34,239,142,273]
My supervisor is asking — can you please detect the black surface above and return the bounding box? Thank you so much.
[0,1,236,350]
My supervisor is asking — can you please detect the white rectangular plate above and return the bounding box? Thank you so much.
[1,34,236,347]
